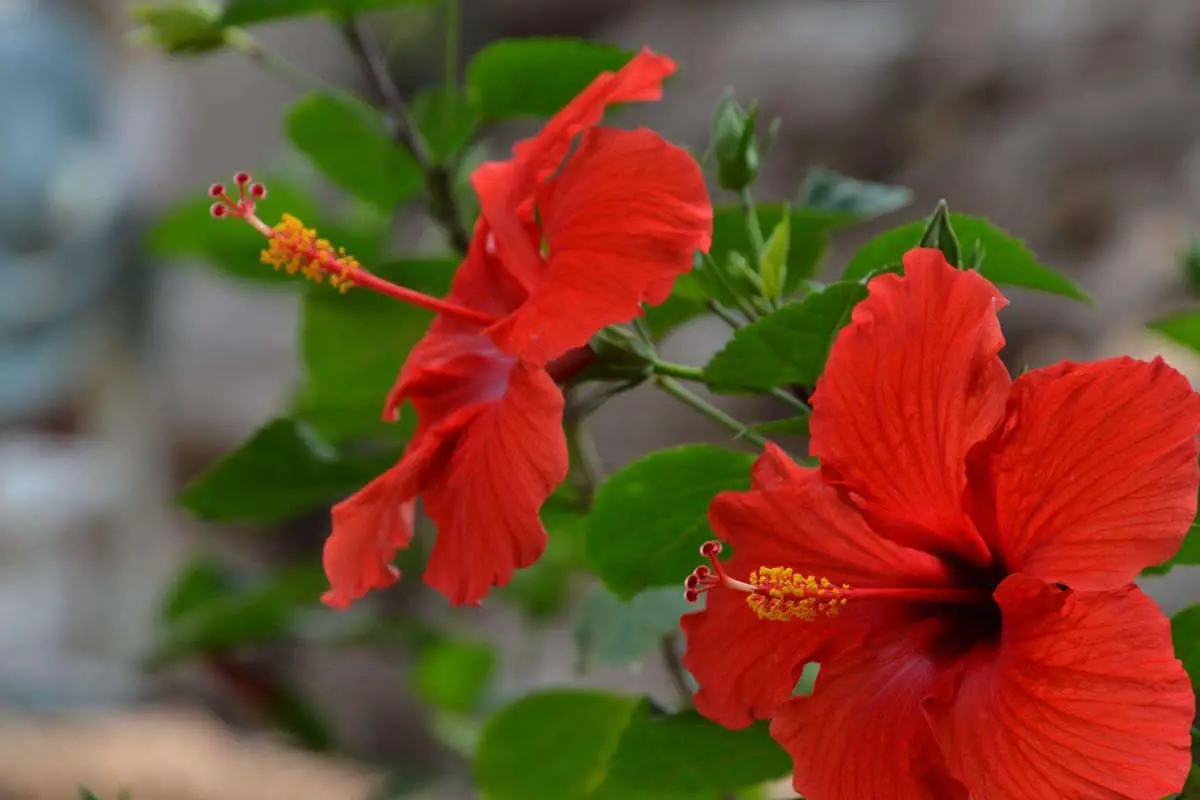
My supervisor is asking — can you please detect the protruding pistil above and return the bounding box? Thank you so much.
[205,172,499,325]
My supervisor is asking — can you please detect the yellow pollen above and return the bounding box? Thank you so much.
[745,566,850,622]
[260,213,359,293]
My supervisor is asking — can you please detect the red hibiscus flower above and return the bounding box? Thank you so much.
[681,248,1199,800]
[318,48,712,608]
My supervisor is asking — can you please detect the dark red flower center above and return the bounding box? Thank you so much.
[686,540,1008,653]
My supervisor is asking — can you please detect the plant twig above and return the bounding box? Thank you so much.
[564,409,604,508]
[653,376,768,448]
[340,18,471,255]
[707,300,745,330]
[700,252,759,322]
[231,34,336,94]
[649,360,705,382]
[738,186,766,269]
[659,635,692,709]
[443,0,460,94]
[770,387,813,415]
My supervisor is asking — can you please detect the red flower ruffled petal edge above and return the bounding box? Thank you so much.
[321,413,461,609]
[471,48,677,292]
[486,126,712,364]
[810,248,1010,567]
[421,361,568,606]
[981,356,1200,589]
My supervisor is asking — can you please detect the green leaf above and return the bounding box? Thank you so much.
[1181,234,1200,294]
[710,205,831,295]
[296,258,455,443]
[286,93,423,210]
[842,213,1090,302]
[467,38,633,121]
[147,179,320,283]
[474,690,642,800]
[759,206,790,301]
[177,418,392,525]
[1171,604,1200,690]
[599,711,788,794]
[412,87,478,164]
[132,2,227,54]
[918,200,960,267]
[703,281,869,393]
[797,166,912,224]
[1149,312,1200,355]
[642,293,709,339]
[221,0,433,26]
[161,556,235,624]
[148,561,326,669]
[574,585,691,670]
[587,446,755,599]
[413,638,497,714]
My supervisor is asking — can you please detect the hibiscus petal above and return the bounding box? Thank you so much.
[473,48,677,288]
[983,357,1200,588]
[682,444,954,728]
[770,620,969,800]
[925,575,1194,800]
[321,432,441,609]
[810,248,1010,565]
[487,126,712,364]
[421,361,568,605]
[385,222,528,426]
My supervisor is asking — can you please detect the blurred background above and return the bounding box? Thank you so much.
[1,0,1199,797]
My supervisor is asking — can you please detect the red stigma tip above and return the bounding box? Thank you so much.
[694,565,710,579]
[208,183,226,198]
[700,540,722,557]
[234,171,251,185]
[685,574,700,590]
[684,589,700,603]
[250,183,267,199]
[210,202,228,218]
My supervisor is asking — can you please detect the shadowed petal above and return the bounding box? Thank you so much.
[421,361,568,605]
[925,575,1194,800]
[770,620,969,800]
[321,424,454,609]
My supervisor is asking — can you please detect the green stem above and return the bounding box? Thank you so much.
[444,0,460,92]
[707,300,745,329]
[564,410,604,508]
[700,252,760,322]
[341,18,470,255]
[650,360,705,382]
[231,34,335,94]
[770,387,813,415]
[739,187,766,269]
[659,635,692,709]
[654,376,768,448]
[632,316,655,347]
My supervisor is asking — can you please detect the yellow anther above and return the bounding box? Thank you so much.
[258,213,359,292]
[745,566,849,622]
